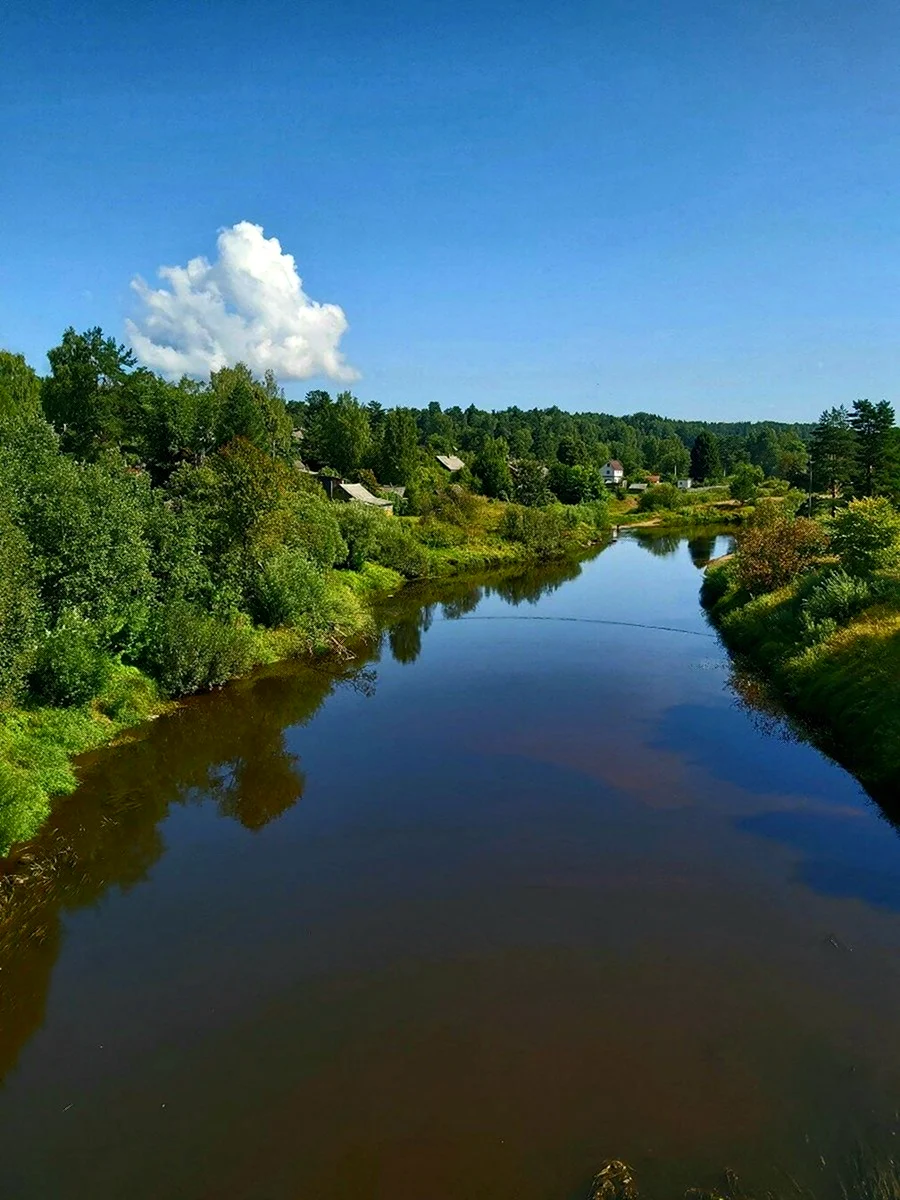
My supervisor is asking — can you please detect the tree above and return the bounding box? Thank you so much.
[831,497,900,576]
[307,391,371,476]
[849,399,897,498]
[379,407,419,485]
[690,431,722,483]
[657,435,690,482]
[736,509,828,594]
[810,407,855,516]
[211,364,293,459]
[548,462,604,505]
[0,351,41,423]
[729,463,764,505]
[42,327,138,457]
[474,437,512,498]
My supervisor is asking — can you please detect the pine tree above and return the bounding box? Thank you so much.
[810,406,855,516]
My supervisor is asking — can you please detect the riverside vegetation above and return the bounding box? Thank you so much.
[0,330,892,853]
[704,499,900,797]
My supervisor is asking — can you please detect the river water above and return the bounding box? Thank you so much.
[1,530,899,1199]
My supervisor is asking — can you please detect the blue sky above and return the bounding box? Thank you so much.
[2,0,898,420]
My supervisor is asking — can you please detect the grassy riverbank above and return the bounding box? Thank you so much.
[702,505,900,800]
[0,498,609,857]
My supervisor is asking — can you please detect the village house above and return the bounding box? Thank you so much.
[601,459,625,485]
[677,478,693,490]
[321,477,394,514]
[436,454,465,472]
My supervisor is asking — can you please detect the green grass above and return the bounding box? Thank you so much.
[704,561,900,795]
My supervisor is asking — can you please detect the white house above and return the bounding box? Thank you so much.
[676,478,693,490]
[601,459,625,485]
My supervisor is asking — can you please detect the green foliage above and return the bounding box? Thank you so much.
[29,613,112,707]
[378,407,419,485]
[799,569,875,643]
[0,505,41,702]
[548,462,605,505]
[42,326,138,456]
[251,550,330,631]
[690,431,722,483]
[637,483,681,512]
[850,399,899,500]
[831,497,900,575]
[141,600,257,696]
[474,436,512,498]
[0,351,42,423]
[513,458,553,507]
[499,504,567,555]
[729,462,764,505]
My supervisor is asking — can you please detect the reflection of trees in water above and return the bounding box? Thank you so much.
[687,535,717,569]
[0,654,375,1086]
[633,532,682,557]
[0,548,607,1088]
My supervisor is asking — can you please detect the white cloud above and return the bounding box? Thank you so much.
[126,221,359,382]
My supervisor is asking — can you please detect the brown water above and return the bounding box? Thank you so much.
[1,531,899,1200]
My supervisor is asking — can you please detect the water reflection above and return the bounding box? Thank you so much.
[0,655,371,1084]
[0,554,592,1088]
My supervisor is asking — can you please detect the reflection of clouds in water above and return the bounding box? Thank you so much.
[739,810,900,912]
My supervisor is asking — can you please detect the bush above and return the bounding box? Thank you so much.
[802,569,874,626]
[499,504,567,555]
[251,549,330,630]
[736,513,828,595]
[831,497,900,576]
[374,518,431,577]
[637,484,680,512]
[701,560,736,607]
[142,600,257,696]
[28,613,112,707]
[335,503,383,570]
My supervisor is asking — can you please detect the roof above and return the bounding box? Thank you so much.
[381,484,407,496]
[605,460,624,471]
[337,482,393,508]
[628,482,648,491]
[436,454,465,471]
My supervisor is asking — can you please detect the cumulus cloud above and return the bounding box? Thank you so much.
[126,221,358,382]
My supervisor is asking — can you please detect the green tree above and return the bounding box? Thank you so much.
[379,407,419,485]
[513,458,553,507]
[473,436,512,498]
[42,327,137,457]
[729,463,764,505]
[307,391,372,476]
[0,351,42,423]
[831,497,900,576]
[850,399,897,498]
[690,431,722,483]
[810,407,855,516]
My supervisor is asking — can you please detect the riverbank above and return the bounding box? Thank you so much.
[702,556,900,805]
[0,500,610,857]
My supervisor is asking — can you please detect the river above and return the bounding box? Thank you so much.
[1,530,899,1199]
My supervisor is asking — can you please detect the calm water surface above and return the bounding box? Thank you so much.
[2,531,899,1199]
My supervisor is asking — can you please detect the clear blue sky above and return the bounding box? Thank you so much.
[2,0,898,420]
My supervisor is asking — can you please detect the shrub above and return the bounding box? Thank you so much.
[499,504,567,555]
[335,503,383,570]
[28,613,112,707]
[802,569,874,626]
[251,550,329,630]
[637,483,680,512]
[142,600,257,696]
[736,513,828,595]
[701,560,736,607]
[831,497,900,576]
[374,518,431,577]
